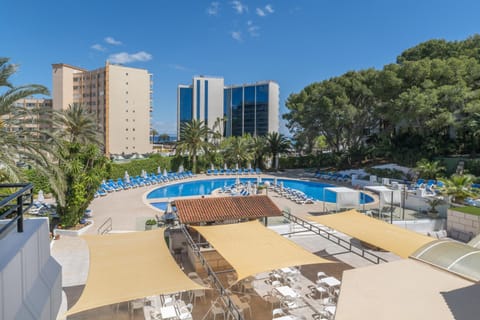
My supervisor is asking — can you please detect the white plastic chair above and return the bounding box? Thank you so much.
[211,300,225,320]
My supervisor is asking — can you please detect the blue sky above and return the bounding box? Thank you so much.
[3,0,480,135]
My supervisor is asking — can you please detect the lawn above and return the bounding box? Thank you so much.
[451,206,480,216]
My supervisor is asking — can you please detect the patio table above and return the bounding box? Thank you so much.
[275,285,299,298]
[319,276,341,287]
[160,306,177,319]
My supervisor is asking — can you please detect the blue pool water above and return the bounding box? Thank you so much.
[146,178,374,204]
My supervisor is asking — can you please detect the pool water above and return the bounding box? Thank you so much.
[146,178,374,204]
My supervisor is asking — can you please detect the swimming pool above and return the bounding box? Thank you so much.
[146,178,374,204]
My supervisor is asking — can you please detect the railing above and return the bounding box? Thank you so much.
[97,217,112,234]
[180,225,244,320]
[0,183,34,239]
[282,210,388,264]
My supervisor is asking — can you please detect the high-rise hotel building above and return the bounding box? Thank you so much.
[177,76,279,138]
[52,62,153,156]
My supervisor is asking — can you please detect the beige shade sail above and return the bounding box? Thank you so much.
[335,259,474,320]
[193,220,333,282]
[309,210,435,258]
[66,228,206,316]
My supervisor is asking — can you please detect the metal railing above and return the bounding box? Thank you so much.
[0,183,34,239]
[180,225,244,320]
[282,210,388,264]
[97,217,112,234]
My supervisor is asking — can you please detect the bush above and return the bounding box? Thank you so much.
[145,219,157,226]
[109,155,172,179]
[23,169,52,194]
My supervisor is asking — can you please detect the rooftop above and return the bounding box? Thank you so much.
[174,195,282,224]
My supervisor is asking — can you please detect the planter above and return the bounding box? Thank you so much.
[54,219,93,237]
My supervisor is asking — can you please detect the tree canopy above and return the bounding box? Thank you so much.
[284,34,480,166]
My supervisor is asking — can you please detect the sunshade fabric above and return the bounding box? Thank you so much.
[324,187,360,209]
[193,220,333,282]
[365,185,401,206]
[335,259,474,320]
[66,228,206,315]
[309,210,434,258]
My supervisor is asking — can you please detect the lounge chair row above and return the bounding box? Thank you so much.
[206,168,262,176]
[314,172,351,182]
[94,171,195,197]
[270,184,315,204]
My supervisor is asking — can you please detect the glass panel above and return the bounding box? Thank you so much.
[179,87,193,138]
[244,86,255,136]
[205,80,208,126]
[224,88,232,137]
[255,84,269,136]
[196,80,201,120]
[231,87,243,136]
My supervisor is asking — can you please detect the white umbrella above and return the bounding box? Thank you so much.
[142,170,147,178]
[37,190,45,203]
[157,166,161,174]
[179,165,184,173]
[247,162,252,170]
[235,163,239,170]
[274,177,278,186]
[163,168,168,177]
[280,181,284,191]
[247,181,252,194]
[224,163,228,170]
[211,163,215,170]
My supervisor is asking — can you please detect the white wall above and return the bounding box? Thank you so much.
[0,218,62,320]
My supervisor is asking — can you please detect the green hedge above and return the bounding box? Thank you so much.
[108,155,172,179]
[23,169,52,194]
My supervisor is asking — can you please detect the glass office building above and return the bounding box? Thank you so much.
[178,77,279,139]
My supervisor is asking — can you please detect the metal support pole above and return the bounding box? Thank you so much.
[390,191,394,224]
[17,193,23,233]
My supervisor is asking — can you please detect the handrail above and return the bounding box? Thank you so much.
[180,225,244,320]
[282,210,388,264]
[97,217,112,234]
[0,183,34,239]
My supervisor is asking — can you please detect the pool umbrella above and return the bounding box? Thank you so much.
[247,181,252,194]
[224,163,228,170]
[37,190,45,203]
[280,181,284,191]
[247,162,252,170]
[157,166,161,174]
[211,163,215,170]
[274,177,278,186]
[163,168,168,177]
[179,165,184,173]
[124,171,130,183]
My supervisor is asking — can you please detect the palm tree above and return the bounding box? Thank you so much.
[222,135,253,168]
[52,106,108,227]
[0,58,52,182]
[176,119,210,173]
[415,159,445,180]
[251,136,266,169]
[52,103,101,145]
[266,132,291,171]
[438,174,477,204]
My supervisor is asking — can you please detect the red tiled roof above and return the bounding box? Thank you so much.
[174,196,282,224]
